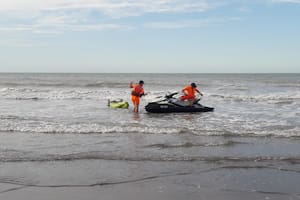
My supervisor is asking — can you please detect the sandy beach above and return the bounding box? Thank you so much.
[1,133,300,200]
[2,165,299,200]
[1,164,300,200]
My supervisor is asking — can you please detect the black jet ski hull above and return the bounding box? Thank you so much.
[145,102,214,113]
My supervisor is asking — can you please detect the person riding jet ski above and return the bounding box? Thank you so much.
[180,83,203,106]
[145,90,213,113]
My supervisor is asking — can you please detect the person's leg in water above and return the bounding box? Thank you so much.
[131,96,140,112]
[133,101,139,112]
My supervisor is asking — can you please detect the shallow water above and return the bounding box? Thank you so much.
[0,73,299,137]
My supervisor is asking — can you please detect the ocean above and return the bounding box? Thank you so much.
[0,73,300,200]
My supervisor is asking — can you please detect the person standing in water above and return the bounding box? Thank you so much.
[180,82,203,106]
[129,80,145,113]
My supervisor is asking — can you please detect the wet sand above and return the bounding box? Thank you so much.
[1,167,300,200]
[1,132,300,200]
[1,159,300,200]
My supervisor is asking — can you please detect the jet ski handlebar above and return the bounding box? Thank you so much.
[165,92,178,99]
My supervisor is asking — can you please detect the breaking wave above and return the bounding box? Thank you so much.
[1,119,300,138]
[0,122,182,135]
[0,80,131,88]
[0,87,130,100]
[209,92,300,104]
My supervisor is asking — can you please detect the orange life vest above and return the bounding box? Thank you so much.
[182,85,199,98]
[131,84,144,97]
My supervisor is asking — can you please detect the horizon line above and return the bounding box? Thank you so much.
[0,72,299,74]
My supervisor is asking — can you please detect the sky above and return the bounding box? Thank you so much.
[0,0,299,73]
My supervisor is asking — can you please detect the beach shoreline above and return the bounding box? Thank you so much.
[1,161,300,200]
[1,132,300,200]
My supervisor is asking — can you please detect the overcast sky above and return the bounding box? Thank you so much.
[0,0,299,73]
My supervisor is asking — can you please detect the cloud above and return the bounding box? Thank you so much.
[0,23,131,34]
[144,17,242,29]
[0,0,221,33]
[271,0,300,3]
[0,0,217,16]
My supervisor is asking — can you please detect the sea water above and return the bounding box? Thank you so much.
[1,73,299,137]
[0,73,300,199]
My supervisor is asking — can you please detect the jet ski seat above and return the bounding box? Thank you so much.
[168,98,190,107]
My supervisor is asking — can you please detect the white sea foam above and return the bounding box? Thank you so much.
[209,91,300,104]
[0,120,182,134]
[0,87,132,100]
[1,118,299,138]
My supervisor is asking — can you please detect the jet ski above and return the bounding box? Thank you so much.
[108,99,129,109]
[145,92,214,113]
